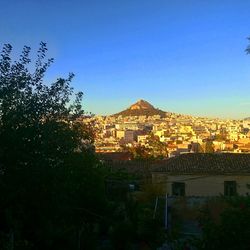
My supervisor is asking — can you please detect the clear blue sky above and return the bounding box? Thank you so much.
[1,0,250,119]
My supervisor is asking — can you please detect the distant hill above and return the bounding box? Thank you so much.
[244,117,250,120]
[113,99,167,117]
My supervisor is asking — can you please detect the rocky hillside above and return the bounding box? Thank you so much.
[113,99,167,117]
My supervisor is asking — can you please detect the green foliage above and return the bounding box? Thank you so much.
[0,43,107,249]
[129,144,153,160]
[246,37,250,54]
[0,43,167,250]
[191,197,250,250]
[197,143,204,153]
[202,141,215,153]
[107,195,166,250]
[214,132,228,141]
[128,134,168,160]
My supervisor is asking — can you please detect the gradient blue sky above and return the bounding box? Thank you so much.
[1,0,250,119]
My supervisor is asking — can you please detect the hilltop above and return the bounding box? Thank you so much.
[113,99,167,117]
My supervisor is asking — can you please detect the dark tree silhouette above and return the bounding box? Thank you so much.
[246,37,250,54]
[0,43,106,250]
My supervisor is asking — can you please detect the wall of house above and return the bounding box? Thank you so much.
[152,173,250,196]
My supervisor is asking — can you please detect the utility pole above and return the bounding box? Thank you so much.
[153,196,159,219]
[164,193,168,230]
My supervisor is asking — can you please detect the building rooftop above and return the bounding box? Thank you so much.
[154,153,250,174]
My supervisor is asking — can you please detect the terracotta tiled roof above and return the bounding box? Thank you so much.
[154,153,250,174]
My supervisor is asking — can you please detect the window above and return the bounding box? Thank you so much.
[224,181,237,196]
[172,182,185,196]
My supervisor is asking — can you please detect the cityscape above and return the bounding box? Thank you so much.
[1,1,250,249]
[84,99,250,157]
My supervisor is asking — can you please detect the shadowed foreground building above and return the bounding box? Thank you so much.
[152,153,250,197]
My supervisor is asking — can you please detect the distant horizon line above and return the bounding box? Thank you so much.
[84,99,250,120]
[92,112,249,121]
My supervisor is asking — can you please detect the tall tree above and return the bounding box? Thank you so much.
[202,141,215,153]
[0,43,106,250]
[128,134,168,160]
